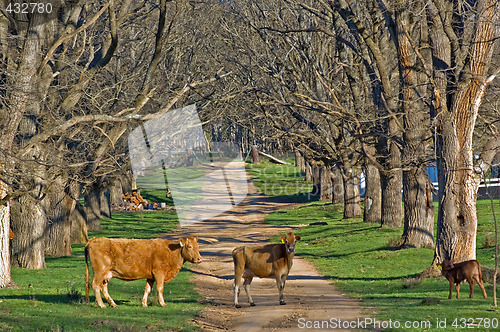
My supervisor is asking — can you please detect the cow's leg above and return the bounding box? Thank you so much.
[155,276,166,307]
[92,282,105,308]
[455,283,461,299]
[92,275,106,308]
[101,282,117,308]
[468,279,475,298]
[448,280,453,299]
[475,275,487,299]
[142,279,155,307]
[243,277,255,306]
[276,275,287,305]
[233,264,245,308]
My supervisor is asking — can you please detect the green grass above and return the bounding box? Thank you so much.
[1,210,202,332]
[265,200,500,331]
[136,166,206,206]
[247,162,500,331]
[94,210,179,239]
[245,161,314,202]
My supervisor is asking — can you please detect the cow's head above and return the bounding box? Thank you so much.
[438,259,454,271]
[179,236,203,263]
[281,232,301,254]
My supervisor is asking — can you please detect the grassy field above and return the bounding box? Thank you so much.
[253,161,500,331]
[245,162,314,202]
[0,210,202,332]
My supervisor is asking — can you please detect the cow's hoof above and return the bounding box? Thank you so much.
[250,302,256,307]
[280,300,286,305]
[235,304,241,309]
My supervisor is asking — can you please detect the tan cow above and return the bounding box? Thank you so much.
[85,236,202,308]
[232,232,301,308]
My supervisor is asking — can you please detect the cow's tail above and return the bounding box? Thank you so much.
[476,260,483,280]
[84,243,90,303]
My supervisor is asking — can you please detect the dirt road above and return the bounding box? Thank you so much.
[166,167,364,331]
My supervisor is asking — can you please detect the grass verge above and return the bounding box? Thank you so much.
[266,198,499,331]
[245,161,314,202]
[247,162,500,331]
[1,210,202,332]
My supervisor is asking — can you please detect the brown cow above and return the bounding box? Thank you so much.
[232,232,300,308]
[85,236,202,308]
[438,259,487,299]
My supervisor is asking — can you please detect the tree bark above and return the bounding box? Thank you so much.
[0,178,11,287]
[84,184,102,232]
[251,145,260,164]
[100,189,111,219]
[295,150,305,173]
[331,166,344,204]
[432,0,499,263]
[70,202,88,245]
[364,162,381,223]
[343,167,362,218]
[10,195,46,269]
[380,167,403,227]
[319,166,333,201]
[311,164,320,197]
[396,3,434,248]
[45,177,75,257]
[401,168,435,248]
[305,160,313,182]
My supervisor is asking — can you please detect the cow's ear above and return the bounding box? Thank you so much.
[280,236,285,244]
[179,239,184,247]
[295,235,301,241]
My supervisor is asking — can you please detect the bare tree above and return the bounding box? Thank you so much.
[428,0,499,266]
[0,0,228,280]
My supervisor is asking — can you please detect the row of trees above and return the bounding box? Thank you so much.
[0,0,228,286]
[0,0,498,287]
[212,0,499,272]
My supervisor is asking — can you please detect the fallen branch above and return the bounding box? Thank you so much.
[258,151,290,165]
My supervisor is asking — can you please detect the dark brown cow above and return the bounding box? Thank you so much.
[438,259,487,299]
[232,232,300,308]
[85,236,202,308]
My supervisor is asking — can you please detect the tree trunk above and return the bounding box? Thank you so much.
[305,160,313,182]
[331,166,344,204]
[84,184,102,232]
[45,177,75,257]
[251,145,259,164]
[319,166,333,201]
[431,0,498,264]
[295,150,305,173]
[0,179,12,287]
[10,195,46,269]
[343,167,362,218]
[110,178,124,207]
[401,167,435,248]
[396,5,434,248]
[100,189,111,218]
[364,163,381,223]
[70,202,88,244]
[311,164,320,197]
[380,166,403,227]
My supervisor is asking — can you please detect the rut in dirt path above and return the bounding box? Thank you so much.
[165,165,365,331]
